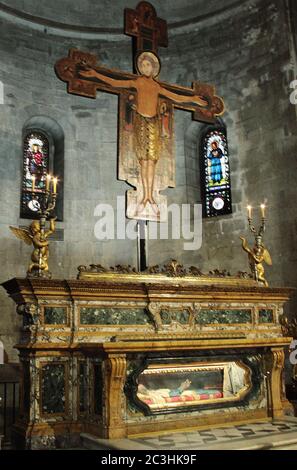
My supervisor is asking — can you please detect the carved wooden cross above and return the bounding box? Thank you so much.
[55,2,224,224]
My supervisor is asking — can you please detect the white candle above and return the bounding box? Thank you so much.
[32,175,35,192]
[53,177,58,194]
[46,174,51,191]
[247,205,252,219]
[260,204,266,218]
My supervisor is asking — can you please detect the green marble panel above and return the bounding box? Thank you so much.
[80,307,151,325]
[44,306,67,325]
[196,309,252,325]
[258,309,273,323]
[41,363,65,414]
[160,309,190,325]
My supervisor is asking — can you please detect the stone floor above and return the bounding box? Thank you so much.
[81,417,297,450]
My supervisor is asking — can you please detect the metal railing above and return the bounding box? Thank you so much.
[0,365,20,448]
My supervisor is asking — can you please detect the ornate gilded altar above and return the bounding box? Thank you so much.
[2,264,294,449]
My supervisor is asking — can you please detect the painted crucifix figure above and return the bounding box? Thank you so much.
[55,3,224,222]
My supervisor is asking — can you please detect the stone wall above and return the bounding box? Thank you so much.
[153,0,297,282]
[0,0,297,361]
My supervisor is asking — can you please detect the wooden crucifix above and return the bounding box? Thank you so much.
[55,2,224,223]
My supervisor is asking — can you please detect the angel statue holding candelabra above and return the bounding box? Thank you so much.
[240,204,272,287]
[10,174,58,278]
[10,218,56,278]
[240,236,272,287]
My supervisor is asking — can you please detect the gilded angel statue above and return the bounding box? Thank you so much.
[10,217,56,277]
[240,236,272,287]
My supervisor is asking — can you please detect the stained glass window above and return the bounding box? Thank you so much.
[21,131,50,219]
[200,128,232,218]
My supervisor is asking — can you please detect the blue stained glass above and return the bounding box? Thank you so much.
[201,128,232,218]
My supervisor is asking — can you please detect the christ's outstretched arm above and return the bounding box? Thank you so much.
[160,86,208,107]
[79,68,136,89]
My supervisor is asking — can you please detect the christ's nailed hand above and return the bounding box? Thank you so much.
[79,68,96,78]
[195,95,208,107]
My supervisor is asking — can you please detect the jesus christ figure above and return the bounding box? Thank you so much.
[80,51,208,214]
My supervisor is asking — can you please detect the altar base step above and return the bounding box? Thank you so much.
[81,417,297,451]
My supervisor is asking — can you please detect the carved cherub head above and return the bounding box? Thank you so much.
[254,236,265,254]
[30,220,40,235]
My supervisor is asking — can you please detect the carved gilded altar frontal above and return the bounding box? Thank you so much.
[36,303,277,332]
[34,301,280,343]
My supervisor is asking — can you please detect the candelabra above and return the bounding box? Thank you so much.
[240,204,272,287]
[247,204,266,240]
[33,174,57,236]
[10,174,58,279]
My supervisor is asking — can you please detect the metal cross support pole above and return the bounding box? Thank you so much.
[137,220,148,272]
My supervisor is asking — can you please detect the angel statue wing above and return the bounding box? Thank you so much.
[263,248,272,266]
[9,226,33,245]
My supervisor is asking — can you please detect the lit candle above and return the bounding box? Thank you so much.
[53,177,58,194]
[32,175,35,192]
[46,174,51,191]
[260,204,266,218]
[247,205,252,219]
